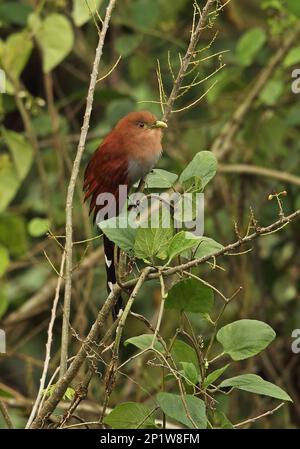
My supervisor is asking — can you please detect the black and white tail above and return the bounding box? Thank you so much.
[103,234,123,320]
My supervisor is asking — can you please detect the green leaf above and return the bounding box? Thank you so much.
[99,216,137,254]
[0,155,20,212]
[180,362,199,385]
[0,214,28,257]
[0,2,33,26]
[104,402,156,429]
[0,388,14,399]
[64,387,75,401]
[166,278,214,314]
[179,151,217,190]
[284,46,300,67]
[0,245,9,277]
[193,237,224,259]
[167,231,201,262]
[213,411,234,429]
[124,334,164,352]
[0,32,33,82]
[129,0,160,29]
[0,130,34,212]
[236,28,267,67]
[2,128,34,181]
[72,0,102,27]
[37,14,74,72]
[219,374,292,402]
[28,218,50,237]
[115,35,143,57]
[217,319,276,361]
[156,393,207,429]
[134,225,173,261]
[286,0,300,17]
[259,80,284,106]
[0,287,8,318]
[43,385,75,401]
[203,364,230,389]
[171,339,199,372]
[145,169,178,189]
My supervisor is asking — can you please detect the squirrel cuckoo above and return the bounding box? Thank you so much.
[83,111,167,319]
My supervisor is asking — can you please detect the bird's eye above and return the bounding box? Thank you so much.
[138,122,145,128]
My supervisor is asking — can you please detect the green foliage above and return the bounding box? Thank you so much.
[115,35,143,57]
[124,334,164,352]
[286,0,300,17]
[216,319,276,361]
[134,224,173,261]
[72,0,102,27]
[100,220,135,255]
[259,80,284,106]
[171,339,199,373]
[166,278,214,314]
[28,218,50,237]
[0,245,9,277]
[144,169,178,189]
[284,46,300,67]
[104,402,156,429]
[0,214,28,257]
[0,287,8,318]
[37,14,74,72]
[179,151,217,192]
[156,393,207,429]
[193,237,224,259]
[0,129,34,212]
[43,385,75,401]
[2,128,33,180]
[180,362,199,385]
[167,231,201,262]
[219,374,292,402]
[0,31,33,92]
[236,28,267,66]
[0,1,32,26]
[203,364,230,389]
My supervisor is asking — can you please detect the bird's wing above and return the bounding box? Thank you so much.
[83,140,129,220]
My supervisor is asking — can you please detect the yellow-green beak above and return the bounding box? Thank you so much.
[150,120,168,129]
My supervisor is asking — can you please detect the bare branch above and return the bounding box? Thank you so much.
[219,164,300,187]
[234,402,284,428]
[60,0,117,378]
[26,251,66,428]
[162,0,218,121]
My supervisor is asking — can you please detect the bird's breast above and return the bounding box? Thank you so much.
[127,150,161,185]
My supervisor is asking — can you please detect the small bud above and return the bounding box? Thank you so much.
[281,190,287,197]
[268,194,273,201]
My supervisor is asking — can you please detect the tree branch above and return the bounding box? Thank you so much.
[60,0,117,377]
[162,0,217,121]
[211,23,300,159]
[219,163,300,187]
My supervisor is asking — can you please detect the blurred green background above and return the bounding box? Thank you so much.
[0,0,300,429]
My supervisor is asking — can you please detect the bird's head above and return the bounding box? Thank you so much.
[114,111,167,147]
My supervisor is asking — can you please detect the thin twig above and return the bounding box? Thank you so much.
[0,400,14,429]
[219,164,300,187]
[59,0,117,378]
[162,0,217,121]
[233,402,284,428]
[26,251,66,428]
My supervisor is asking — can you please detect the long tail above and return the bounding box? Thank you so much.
[103,234,123,320]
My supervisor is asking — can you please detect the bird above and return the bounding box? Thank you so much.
[83,111,167,319]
